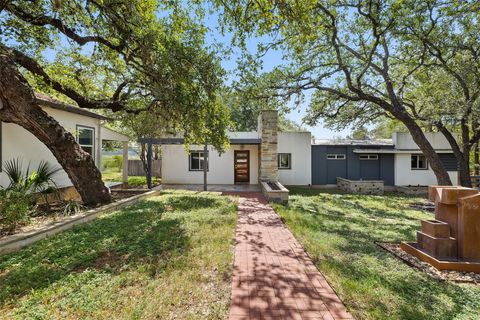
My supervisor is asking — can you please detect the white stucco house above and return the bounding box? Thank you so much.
[0,93,130,190]
[157,110,459,188]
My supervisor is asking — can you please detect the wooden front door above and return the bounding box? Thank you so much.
[234,150,250,183]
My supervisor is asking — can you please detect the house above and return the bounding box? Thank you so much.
[0,93,130,191]
[158,110,459,188]
[160,110,311,186]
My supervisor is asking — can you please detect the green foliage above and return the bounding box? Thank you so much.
[60,200,85,216]
[2,158,60,193]
[0,189,31,233]
[102,155,123,173]
[273,188,480,319]
[0,191,236,318]
[2,0,230,151]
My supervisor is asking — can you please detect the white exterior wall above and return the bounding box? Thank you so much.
[392,132,453,149]
[1,107,102,188]
[161,144,259,185]
[278,132,312,185]
[392,132,458,186]
[394,154,458,186]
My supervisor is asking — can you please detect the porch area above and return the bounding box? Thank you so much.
[161,184,261,192]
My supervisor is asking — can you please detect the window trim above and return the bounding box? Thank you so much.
[278,153,292,170]
[189,150,209,171]
[359,154,379,160]
[76,125,95,160]
[411,154,428,170]
[327,154,346,160]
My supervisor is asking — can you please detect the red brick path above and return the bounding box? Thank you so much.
[227,193,353,320]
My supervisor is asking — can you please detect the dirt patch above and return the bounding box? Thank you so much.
[74,250,130,273]
[111,190,148,201]
[377,242,480,284]
[408,201,435,213]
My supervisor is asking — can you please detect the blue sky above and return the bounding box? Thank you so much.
[202,12,352,139]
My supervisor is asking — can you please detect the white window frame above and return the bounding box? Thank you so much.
[411,154,428,170]
[359,154,379,160]
[189,151,209,171]
[278,153,292,169]
[76,125,95,160]
[327,154,346,160]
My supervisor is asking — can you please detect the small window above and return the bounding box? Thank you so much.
[327,154,346,160]
[359,154,378,160]
[278,153,292,169]
[189,151,208,171]
[411,154,428,170]
[77,126,95,158]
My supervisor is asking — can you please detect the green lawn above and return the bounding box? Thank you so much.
[0,190,237,319]
[272,188,480,320]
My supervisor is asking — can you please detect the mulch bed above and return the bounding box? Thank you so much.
[377,242,480,284]
[1,189,149,239]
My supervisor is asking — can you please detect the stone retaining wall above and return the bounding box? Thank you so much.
[337,177,384,195]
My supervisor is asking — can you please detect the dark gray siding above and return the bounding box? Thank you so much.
[311,145,395,185]
[439,153,458,171]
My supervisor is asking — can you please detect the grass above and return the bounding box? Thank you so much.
[101,173,161,187]
[0,190,237,319]
[272,188,480,320]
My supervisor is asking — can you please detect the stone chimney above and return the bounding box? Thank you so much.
[258,110,278,182]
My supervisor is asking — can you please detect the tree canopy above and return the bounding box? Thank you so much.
[213,0,480,185]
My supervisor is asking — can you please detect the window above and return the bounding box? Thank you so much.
[278,153,291,169]
[77,126,95,158]
[411,154,428,170]
[189,151,208,171]
[327,154,346,160]
[359,154,378,160]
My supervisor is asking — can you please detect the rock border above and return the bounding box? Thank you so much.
[0,188,161,256]
[376,241,480,284]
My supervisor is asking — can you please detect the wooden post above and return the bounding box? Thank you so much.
[122,141,129,184]
[147,142,153,189]
[203,142,208,191]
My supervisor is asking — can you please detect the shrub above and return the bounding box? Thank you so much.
[0,189,32,233]
[102,155,123,172]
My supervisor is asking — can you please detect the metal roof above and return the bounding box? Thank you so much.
[137,137,261,145]
[353,149,454,154]
[36,93,111,121]
[313,138,393,146]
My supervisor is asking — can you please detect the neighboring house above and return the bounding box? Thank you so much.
[0,93,130,190]
[159,110,459,187]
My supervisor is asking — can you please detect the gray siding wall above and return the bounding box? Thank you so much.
[311,145,395,185]
[438,153,458,171]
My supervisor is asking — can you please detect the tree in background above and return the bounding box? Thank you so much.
[223,74,305,132]
[214,0,480,186]
[0,0,229,204]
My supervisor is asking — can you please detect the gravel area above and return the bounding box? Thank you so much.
[377,242,480,284]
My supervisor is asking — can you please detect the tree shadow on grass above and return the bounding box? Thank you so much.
[280,200,480,320]
[0,199,191,304]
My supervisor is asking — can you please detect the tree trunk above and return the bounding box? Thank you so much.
[0,54,111,205]
[396,112,452,185]
[139,142,148,176]
[436,123,471,187]
[475,143,479,176]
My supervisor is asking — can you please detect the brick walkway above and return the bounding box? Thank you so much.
[228,193,353,320]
